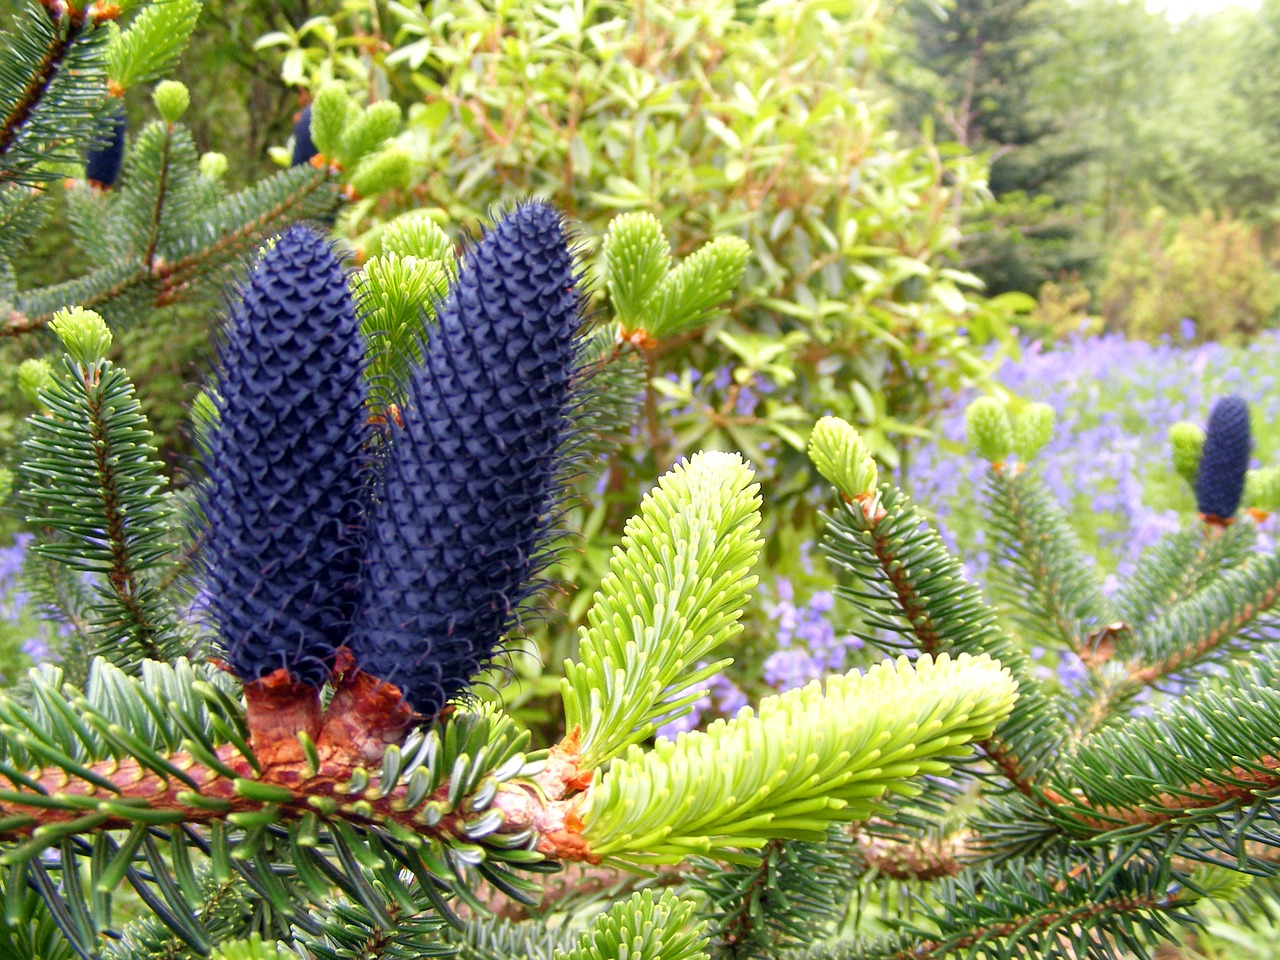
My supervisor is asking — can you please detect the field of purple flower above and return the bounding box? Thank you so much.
[905,330,1280,587]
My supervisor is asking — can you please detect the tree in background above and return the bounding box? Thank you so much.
[891,0,1093,296]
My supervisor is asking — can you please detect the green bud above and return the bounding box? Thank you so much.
[1183,864,1254,906]
[347,147,410,198]
[17,357,53,407]
[603,211,671,329]
[0,468,12,506]
[1013,402,1055,461]
[380,210,453,262]
[152,80,190,123]
[1244,467,1280,513]
[339,99,402,165]
[965,397,1013,463]
[1169,421,1206,485]
[199,151,228,181]
[49,307,112,365]
[310,82,357,159]
[808,416,878,498]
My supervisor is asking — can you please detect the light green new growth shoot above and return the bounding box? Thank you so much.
[555,890,710,960]
[603,212,670,331]
[1014,402,1056,461]
[562,451,763,769]
[808,415,878,498]
[580,652,1018,864]
[602,213,749,341]
[1170,421,1207,486]
[965,397,1014,463]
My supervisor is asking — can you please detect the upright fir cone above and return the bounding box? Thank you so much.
[347,201,583,717]
[1195,394,1252,522]
[85,101,126,188]
[201,226,371,690]
[291,103,317,167]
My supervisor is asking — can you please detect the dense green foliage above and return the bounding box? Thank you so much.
[256,0,1025,472]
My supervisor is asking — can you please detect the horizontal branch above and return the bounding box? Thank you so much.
[899,888,1196,960]
[0,665,593,864]
[1045,755,1280,833]
[2,168,339,338]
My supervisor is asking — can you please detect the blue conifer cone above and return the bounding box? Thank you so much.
[1195,394,1252,519]
[349,201,583,715]
[291,104,317,167]
[202,226,370,687]
[85,102,126,188]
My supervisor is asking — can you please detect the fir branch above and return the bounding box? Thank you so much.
[298,894,453,960]
[1069,547,1280,740]
[830,857,1200,960]
[1112,521,1257,630]
[0,178,50,261]
[106,0,202,92]
[561,451,763,771]
[143,121,173,265]
[152,163,337,302]
[689,829,856,959]
[6,256,152,335]
[19,312,184,666]
[1125,548,1280,685]
[0,658,561,864]
[0,7,82,156]
[821,484,1064,796]
[2,165,339,337]
[983,466,1117,656]
[579,653,1017,865]
[0,1,112,185]
[1035,646,1280,858]
[18,323,184,670]
[106,872,253,960]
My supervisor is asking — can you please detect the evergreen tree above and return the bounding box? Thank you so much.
[893,0,1092,295]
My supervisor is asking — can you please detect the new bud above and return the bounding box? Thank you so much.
[1013,402,1055,461]
[1169,421,1206,486]
[808,416,878,499]
[152,80,189,123]
[49,307,112,365]
[965,397,1013,464]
